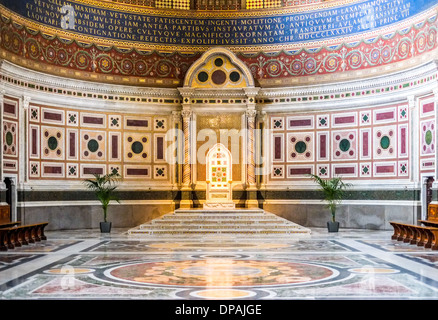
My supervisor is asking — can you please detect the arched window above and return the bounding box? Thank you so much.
[195,0,241,10]
[246,0,280,9]
[156,0,190,9]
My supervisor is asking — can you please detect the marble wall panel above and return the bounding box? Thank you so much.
[268,102,412,182]
[25,103,170,183]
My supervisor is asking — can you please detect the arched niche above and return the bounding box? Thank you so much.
[183,47,255,90]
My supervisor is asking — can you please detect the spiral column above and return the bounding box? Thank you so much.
[182,109,192,187]
[246,109,257,187]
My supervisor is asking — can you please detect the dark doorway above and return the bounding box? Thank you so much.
[4,178,12,207]
[3,177,12,222]
[426,176,434,210]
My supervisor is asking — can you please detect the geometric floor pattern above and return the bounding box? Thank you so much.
[1,228,438,304]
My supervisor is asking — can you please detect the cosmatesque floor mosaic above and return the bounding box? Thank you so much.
[1,227,438,301]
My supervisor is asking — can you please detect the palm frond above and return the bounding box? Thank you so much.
[308,174,351,222]
[82,173,122,222]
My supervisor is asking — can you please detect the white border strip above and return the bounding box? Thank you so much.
[262,199,421,206]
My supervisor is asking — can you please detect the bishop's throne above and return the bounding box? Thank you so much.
[204,143,235,209]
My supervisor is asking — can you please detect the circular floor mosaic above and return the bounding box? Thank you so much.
[106,259,338,287]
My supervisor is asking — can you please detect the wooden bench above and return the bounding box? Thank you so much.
[390,221,438,250]
[0,221,21,228]
[0,222,48,251]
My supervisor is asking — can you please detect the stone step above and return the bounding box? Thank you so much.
[160,216,275,221]
[129,229,308,235]
[174,209,265,214]
[127,209,311,237]
[151,219,288,224]
[138,224,303,230]
[161,212,276,218]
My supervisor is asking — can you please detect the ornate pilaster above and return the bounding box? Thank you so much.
[0,90,5,191]
[430,89,438,209]
[21,96,31,184]
[434,88,438,181]
[408,95,418,184]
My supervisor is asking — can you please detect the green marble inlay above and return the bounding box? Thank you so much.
[18,189,420,203]
[380,136,390,149]
[87,139,99,152]
[425,130,433,145]
[214,58,224,67]
[339,139,350,152]
[197,71,208,82]
[5,132,13,146]
[47,136,58,150]
[230,71,240,82]
[131,141,144,154]
[295,141,307,154]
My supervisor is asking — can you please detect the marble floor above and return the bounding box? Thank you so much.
[1,227,438,305]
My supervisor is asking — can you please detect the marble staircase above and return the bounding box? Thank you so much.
[128,208,311,238]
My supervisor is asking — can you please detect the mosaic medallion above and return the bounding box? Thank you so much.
[3,121,17,156]
[287,132,314,162]
[124,132,151,162]
[106,259,337,287]
[421,120,435,155]
[374,126,396,159]
[41,126,64,160]
[332,130,357,160]
[81,131,106,160]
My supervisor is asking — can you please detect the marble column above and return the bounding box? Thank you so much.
[245,107,258,208]
[246,109,257,187]
[180,108,193,208]
[257,111,268,189]
[182,109,192,187]
[170,111,182,188]
[244,89,260,208]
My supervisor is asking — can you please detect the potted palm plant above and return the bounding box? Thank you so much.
[83,173,121,233]
[309,174,351,232]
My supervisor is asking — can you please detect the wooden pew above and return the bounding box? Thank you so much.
[419,203,438,227]
[0,222,48,251]
[0,221,21,228]
[390,221,438,250]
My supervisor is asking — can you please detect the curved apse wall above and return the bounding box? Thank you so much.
[0,0,437,86]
